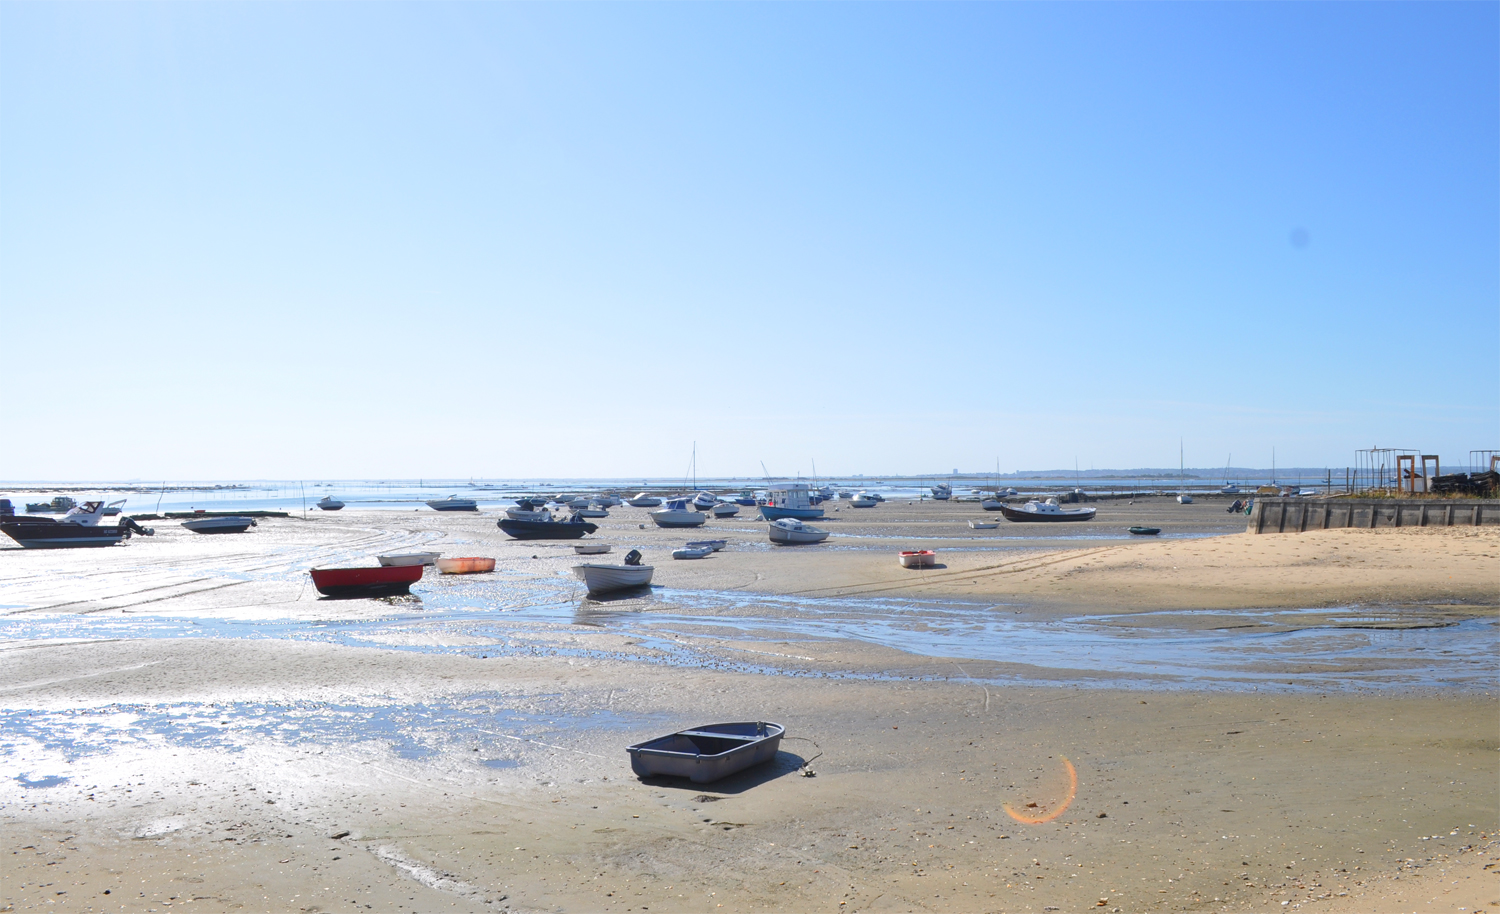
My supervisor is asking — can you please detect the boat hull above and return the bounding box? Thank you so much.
[1,520,126,548]
[760,505,824,521]
[498,518,598,540]
[436,556,495,574]
[573,563,654,594]
[1127,526,1161,536]
[627,721,785,783]
[899,550,937,568]
[378,552,441,566]
[181,517,255,534]
[310,565,423,598]
[428,503,478,512]
[997,504,1096,523]
[650,511,707,528]
[768,521,829,545]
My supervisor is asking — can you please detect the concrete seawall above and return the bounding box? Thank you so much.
[1247,497,1499,533]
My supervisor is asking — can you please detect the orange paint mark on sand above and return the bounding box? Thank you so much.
[1003,755,1077,824]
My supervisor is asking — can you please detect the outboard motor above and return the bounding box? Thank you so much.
[120,516,155,537]
[623,549,642,566]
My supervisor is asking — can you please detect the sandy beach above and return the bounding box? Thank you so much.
[2,496,1496,913]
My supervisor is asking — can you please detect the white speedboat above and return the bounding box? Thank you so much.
[969,519,999,529]
[596,494,623,507]
[930,484,952,500]
[626,493,663,507]
[181,515,257,534]
[316,495,345,511]
[574,543,613,555]
[672,545,714,560]
[427,495,478,512]
[568,496,592,509]
[574,561,653,594]
[651,499,707,528]
[768,518,829,545]
[573,506,609,518]
[378,551,442,566]
[849,493,878,508]
[980,497,1005,511]
[506,499,552,521]
[711,502,740,518]
[692,491,719,511]
[59,500,111,526]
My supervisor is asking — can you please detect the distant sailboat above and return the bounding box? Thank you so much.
[1176,440,1193,504]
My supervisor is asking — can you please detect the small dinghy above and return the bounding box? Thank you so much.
[672,545,714,560]
[574,543,613,555]
[574,550,653,595]
[435,556,495,574]
[378,551,442,566]
[685,539,726,552]
[627,721,785,783]
[849,493,878,508]
[767,517,828,545]
[182,515,257,534]
[968,519,999,529]
[310,564,422,597]
[711,502,740,518]
[1127,526,1161,536]
[898,550,937,568]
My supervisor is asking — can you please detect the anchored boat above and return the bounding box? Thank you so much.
[768,517,828,545]
[997,498,1096,523]
[427,495,479,512]
[309,564,422,597]
[627,721,785,783]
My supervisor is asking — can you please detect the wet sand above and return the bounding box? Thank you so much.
[2,498,1496,913]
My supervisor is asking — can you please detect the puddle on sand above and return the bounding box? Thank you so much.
[15,774,69,788]
[0,696,652,769]
[2,566,1493,692]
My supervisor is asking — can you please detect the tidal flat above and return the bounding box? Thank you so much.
[3,497,1496,912]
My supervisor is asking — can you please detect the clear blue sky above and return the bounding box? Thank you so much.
[2,3,1495,480]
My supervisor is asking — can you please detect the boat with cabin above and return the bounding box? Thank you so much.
[849,493,878,508]
[997,498,1096,523]
[759,483,824,520]
[626,493,663,507]
[711,502,740,517]
[930,484,952,501]
[26,496,76,514]
[317,495,345,510]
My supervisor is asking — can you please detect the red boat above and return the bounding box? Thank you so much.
[309,564,423,598]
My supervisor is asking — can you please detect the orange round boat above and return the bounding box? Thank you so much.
[435,556,496,575]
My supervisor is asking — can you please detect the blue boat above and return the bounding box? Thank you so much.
[759,483,824,521]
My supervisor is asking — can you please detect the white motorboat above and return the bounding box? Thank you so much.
[573,561,653,594]
[506,499,553,521]
[378,551,442,566]
[980,498,1005,511]
[181,515,257,534]
[672,545,714,559]
[691,491,719,511]
[596,494,623,507]
[930,484,952,500]
[427,495,478,511]
[768,518,829,545]
[997,498,1097,523]
[849,493,878,508]
[651,499,707,528]
[573,506,609,518]
[568,496,592,509]
[1177,494,1194,504]
[59,500,111,526]
[969,519,999,529]
[1220,484,1240,495]
[316,495,345,511]
[838,490,855,500]
[574,543,613,555]
[711,502,740,518]
[685,539,727,552]
[626,493,663,507]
